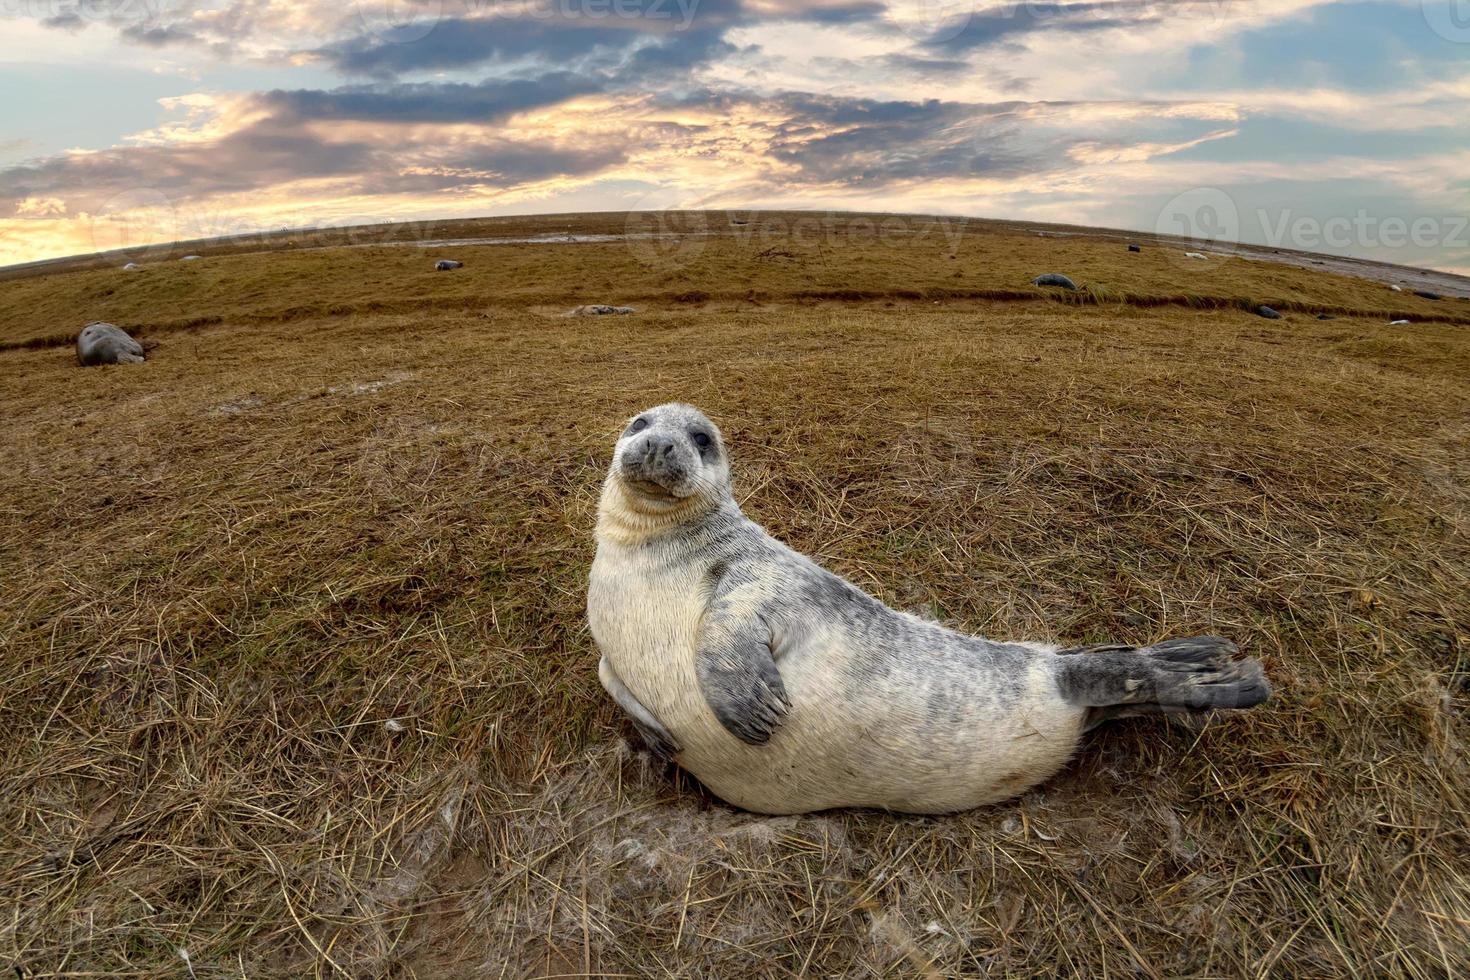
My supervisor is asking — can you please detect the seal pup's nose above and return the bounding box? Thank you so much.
[640,434,676,461]
[620,431,685,490]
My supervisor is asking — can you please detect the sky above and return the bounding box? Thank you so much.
[1,0,1468,272]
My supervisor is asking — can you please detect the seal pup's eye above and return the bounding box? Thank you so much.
[629,417,649,434]
[692,432,711,449]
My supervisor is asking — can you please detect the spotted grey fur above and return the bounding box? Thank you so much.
[76,322,144,366]
[587,403,1271,814]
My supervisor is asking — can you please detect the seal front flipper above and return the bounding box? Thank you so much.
[598,655,682,759]
[695,605,790,745]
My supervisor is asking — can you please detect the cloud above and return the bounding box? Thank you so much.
[0,119,377,212]
[873,52,975,75]
[320,15,654,76]
[922,0,1170,52]
[0,75,1243,220]
[733,91,1240,185]
[316,0,883,77]
[41,11,85,31]
[364,140,629,193]
[3,0,1467,279]
[1169,0,1469,95]
[119,23,201,46]
[262,74,607,124]
[15,196,67,216]
[0,84,633,217]
[620,26,738,73]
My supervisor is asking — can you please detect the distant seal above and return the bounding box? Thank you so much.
[435,259,462,271]
[571,304,635,316]
[587,403,1270,815]
[76,322,144,366]
[1031,273,1077,290]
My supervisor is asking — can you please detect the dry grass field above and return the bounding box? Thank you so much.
[1,212,1467,977]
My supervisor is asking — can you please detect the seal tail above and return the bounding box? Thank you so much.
[1054,636,1270,732]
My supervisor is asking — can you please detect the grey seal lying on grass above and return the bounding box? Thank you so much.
[587,403,1270,815]
[571,304,636,316]
[76,322,144,366]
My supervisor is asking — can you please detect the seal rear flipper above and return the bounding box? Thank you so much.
[1055,635,1270,732]
[696,608,789,746]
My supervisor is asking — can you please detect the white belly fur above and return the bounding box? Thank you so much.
[589,543,1088,815]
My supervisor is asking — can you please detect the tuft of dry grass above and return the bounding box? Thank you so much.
[1,213,1467,977]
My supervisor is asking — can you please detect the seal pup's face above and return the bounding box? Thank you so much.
[609,403,731,510]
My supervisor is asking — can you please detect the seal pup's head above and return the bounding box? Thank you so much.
[599,403,733,538]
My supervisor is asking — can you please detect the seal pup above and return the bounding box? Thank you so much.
[587,404,1270,815]
[76,322,145,366]
[571,304,636,316]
